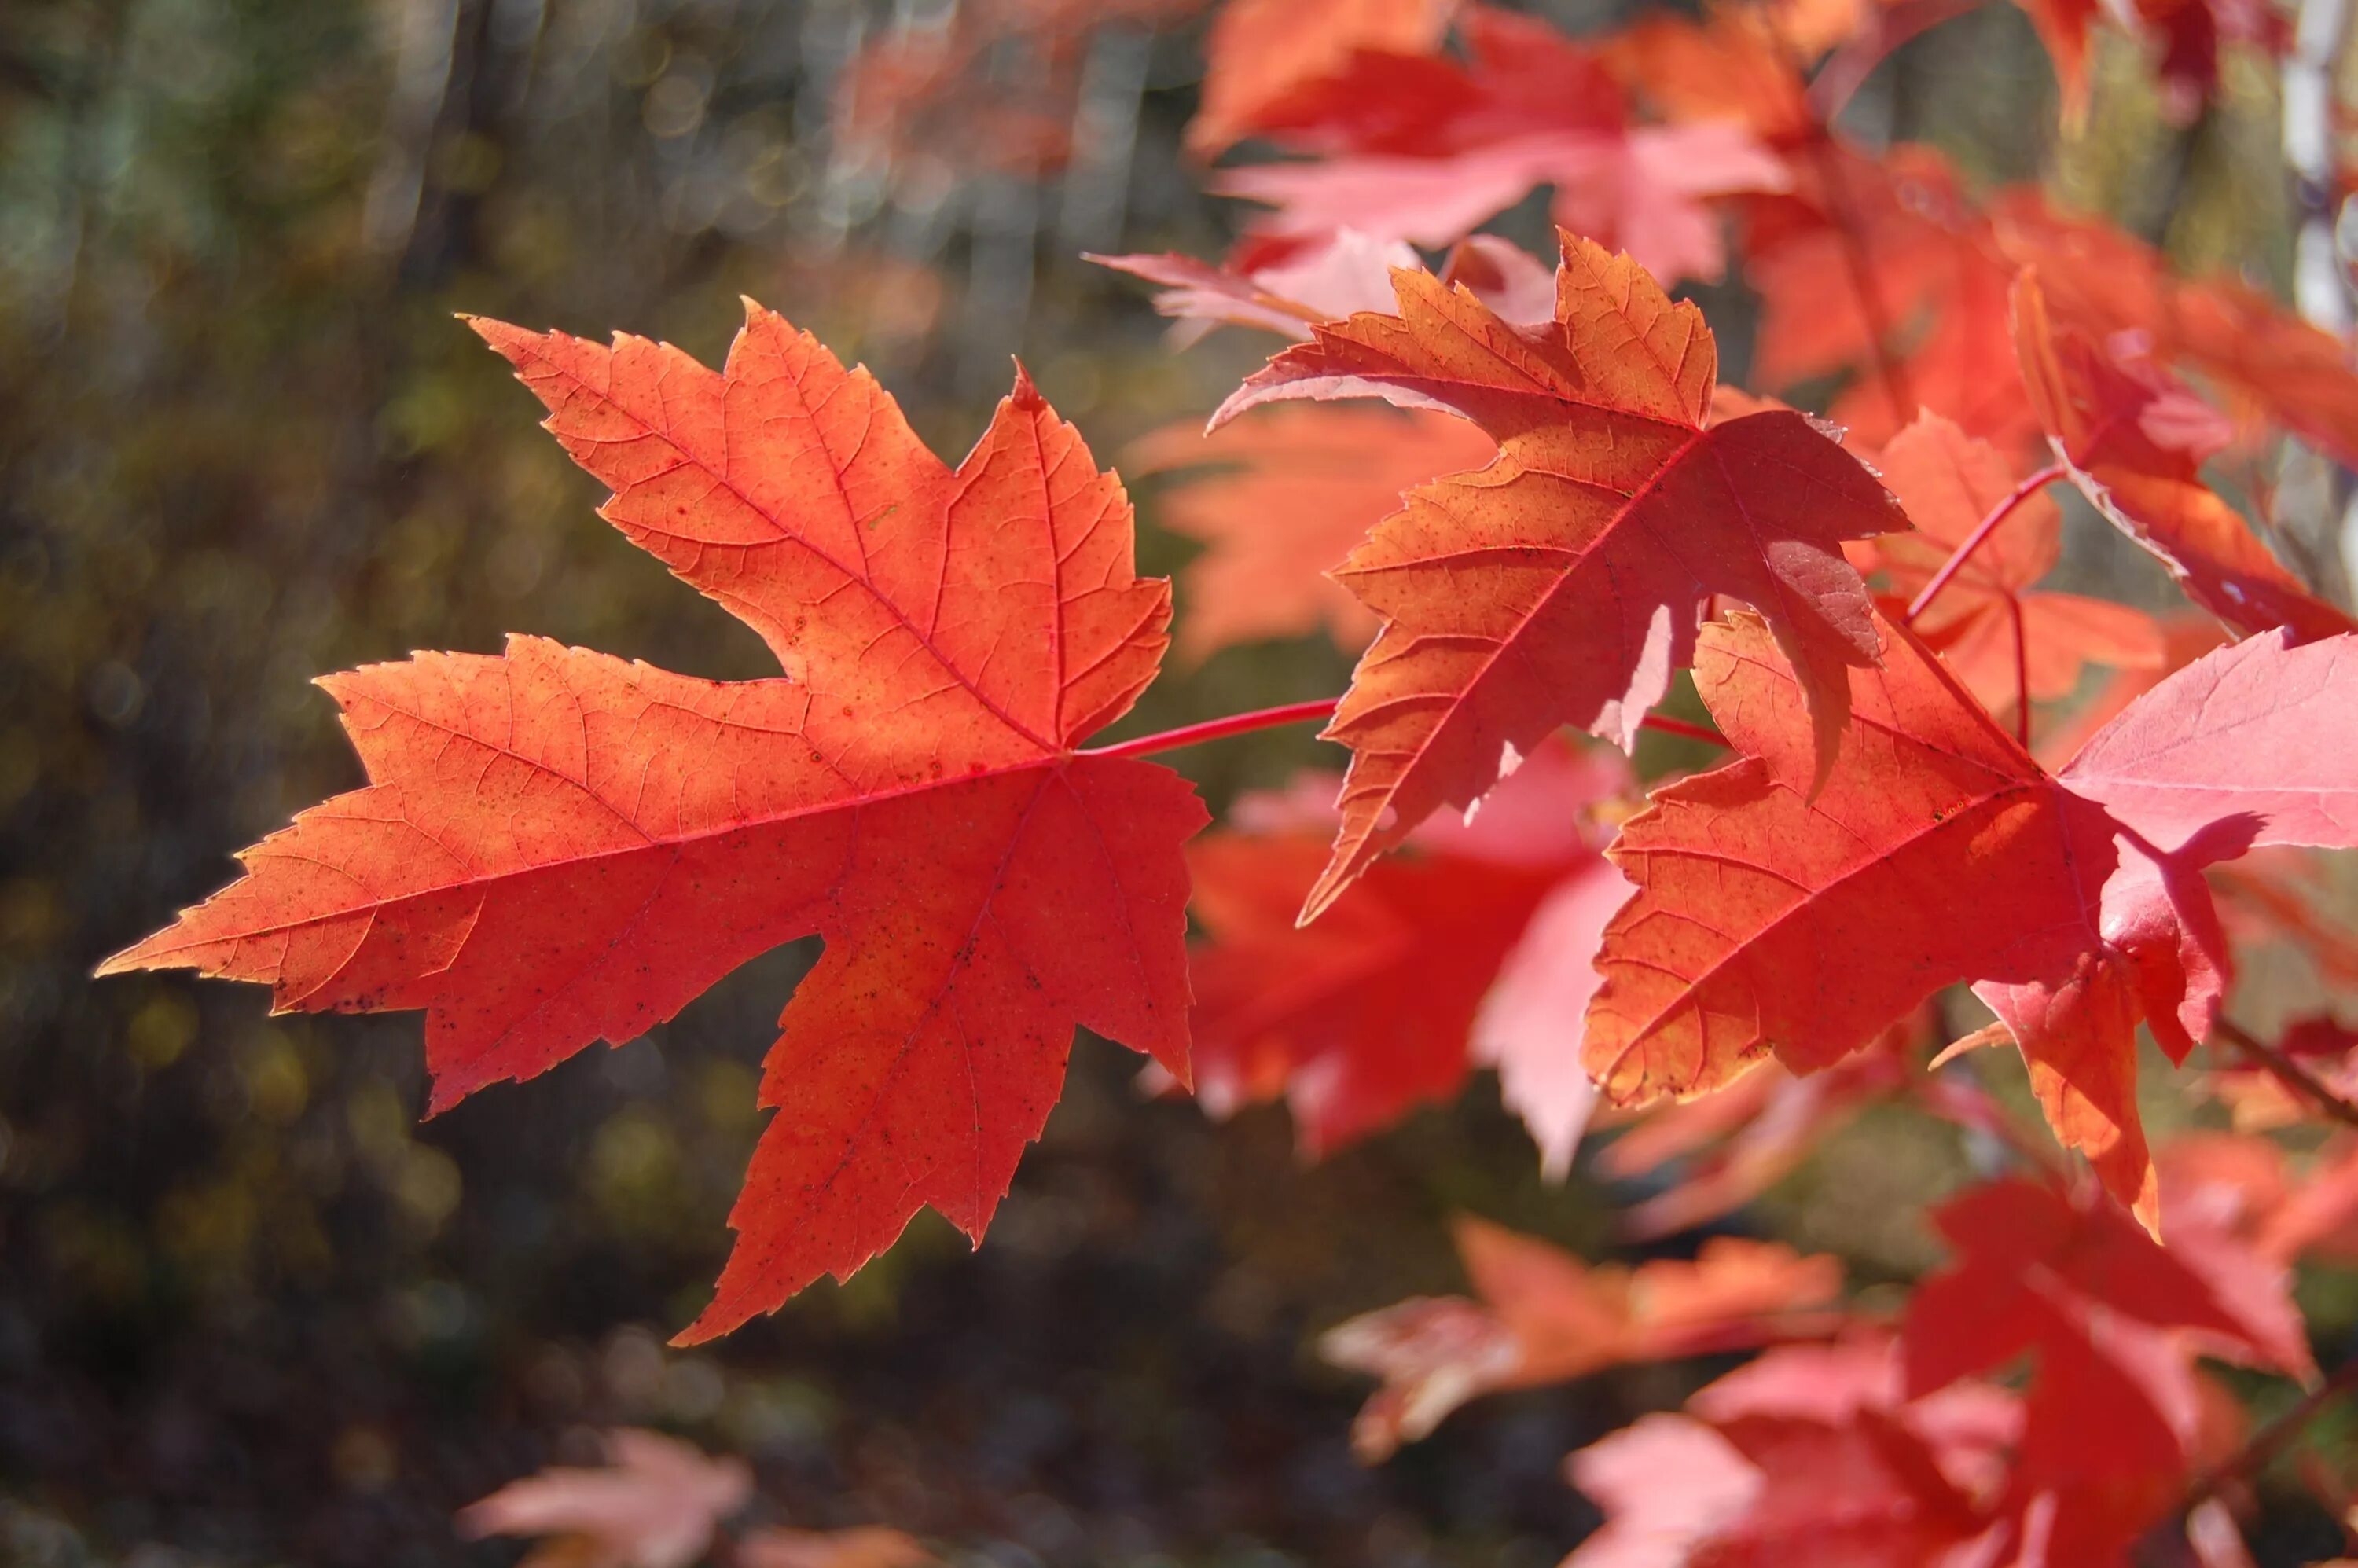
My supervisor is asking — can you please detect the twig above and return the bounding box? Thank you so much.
[2213,1016,2358,1132]
[2179,1355,2358,1511]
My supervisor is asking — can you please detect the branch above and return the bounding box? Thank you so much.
[2213,1016,2358,1132]
[2179,1355,2358,1511]
[1903,465,2067,624]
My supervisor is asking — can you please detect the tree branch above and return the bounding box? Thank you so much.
[2213,1016,2358,1132]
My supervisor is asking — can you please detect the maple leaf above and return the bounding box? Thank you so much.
[1092,231,1557,348]
[2015,271,2355,644]
[1563,1338,2020,1567]
[1582,607,2117,1105]
[1186,0,1460,157]
[1321,1215,1844,1460]
[2055,626,2358,856]
[456,1430,754,1568]
[1213,7,1789,280]
[1124,404,1496,659]
[1872,412,2164,715]
[99,305,1208,1341]
[1185,741,1629,1162]
[1589,608,2234,1219]
[1218,230,1907,920]
[1903,1177,2308,1561]
[1561,1412,1769,1566]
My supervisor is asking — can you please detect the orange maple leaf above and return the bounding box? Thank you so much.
[1218,230,1907,920]
[100,306,1207,1342]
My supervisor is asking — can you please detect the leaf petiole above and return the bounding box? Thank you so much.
[1084,701,1728,763]
[1902,463,2069,625]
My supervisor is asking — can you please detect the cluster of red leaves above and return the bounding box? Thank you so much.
[103,0,2358,1559]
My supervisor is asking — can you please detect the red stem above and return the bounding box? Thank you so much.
[2006,593,2031,748]
[1641,714,1728,747]
[1083,702,1729,763]
[1903,464,2066,625]
[1082,697,1340,761]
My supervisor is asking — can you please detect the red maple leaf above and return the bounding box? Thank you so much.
[99,307,1208,1342]
[1185,740,1630,1162]
[1600,5,1819,147]
[1904,1177,2306,1562]
[1218,230,1907,920]
[1586,596,2358,1223]
[1124,404,1496,659]
[1564,1338,2020,1566]
[1322,1215,1845,1461]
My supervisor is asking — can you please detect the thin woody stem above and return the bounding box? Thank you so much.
[2180,1355,2358,1511]
[1904,464,2068,625]
[2213,1016,2358,1132]
[1083,701,1729,763]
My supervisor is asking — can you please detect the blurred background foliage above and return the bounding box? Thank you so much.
[0,1,2343,1564]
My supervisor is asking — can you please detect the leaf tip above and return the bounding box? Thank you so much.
[1008,358,1045,411]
